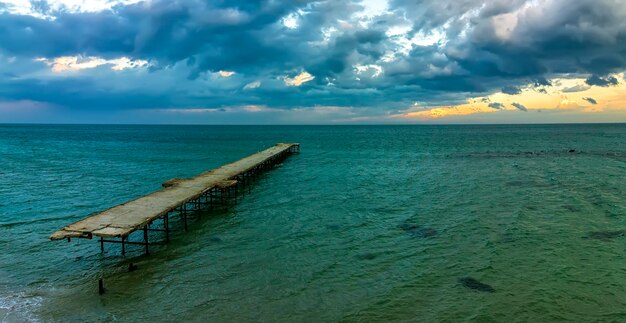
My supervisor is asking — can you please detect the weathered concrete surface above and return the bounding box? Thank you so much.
[50,143,298,240]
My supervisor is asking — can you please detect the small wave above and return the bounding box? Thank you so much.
[0,291,43,322]
[446,150,626,160]
[0,215,78,229]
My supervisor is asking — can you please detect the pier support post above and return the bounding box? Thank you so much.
[143,225,149,255]
[246,172,251,193]
[51,143,299,258]
[98,278,105,295]
[164,213,170,242]
[182,204,188,231]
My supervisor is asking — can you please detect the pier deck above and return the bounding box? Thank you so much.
[50,143,300,252]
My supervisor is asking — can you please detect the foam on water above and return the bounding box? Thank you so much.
[0,290,43,322]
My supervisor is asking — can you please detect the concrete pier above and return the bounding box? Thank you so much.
[50,143,300,255]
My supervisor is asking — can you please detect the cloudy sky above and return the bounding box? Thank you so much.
[1,0,625,124]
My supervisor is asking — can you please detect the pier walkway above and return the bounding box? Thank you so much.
[50,143,300,255]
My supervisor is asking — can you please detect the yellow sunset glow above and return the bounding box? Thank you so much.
[398,74,626,120]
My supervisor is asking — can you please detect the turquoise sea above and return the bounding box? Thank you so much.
[1,124,626,322]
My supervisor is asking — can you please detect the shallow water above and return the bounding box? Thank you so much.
[1,124,626,322]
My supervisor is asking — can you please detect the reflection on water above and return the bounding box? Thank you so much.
[0,124,625,321]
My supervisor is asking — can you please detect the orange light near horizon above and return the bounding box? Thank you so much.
[397,73,626,120]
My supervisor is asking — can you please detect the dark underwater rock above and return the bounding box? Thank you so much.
[399,223,419,231]
[399,223,438,238]
[209,236,222,242]
[584,230,626,241]
[505,180,525,187]
[356,252,378,260]
[413,227,438,238]
[562,205,580,212]
[326,224,341,230]
[459,277,495,292]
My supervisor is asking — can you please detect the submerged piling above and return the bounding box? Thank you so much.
[98,278,105,295]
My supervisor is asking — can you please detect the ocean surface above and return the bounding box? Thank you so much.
[1,124,626,322]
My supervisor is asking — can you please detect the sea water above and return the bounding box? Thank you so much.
[1,124,625,321]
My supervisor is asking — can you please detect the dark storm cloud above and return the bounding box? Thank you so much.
[0,0,625,117]
[0,0,321,69]
[583,97,598,105]
[387,0,626,98]
[0,75,175,109]
[501,86,522,95]
[585,75,620,87]
[511,102,527,111]
[533,77,551,87]
[488,102,504,109]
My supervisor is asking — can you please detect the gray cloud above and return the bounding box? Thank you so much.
[502,86,522,95]
[562,84,591,93]
[511,102,527,111]
[533,77,552,87]
[586,75,620,87]
[488,102,505,109]
[583,97,598,105]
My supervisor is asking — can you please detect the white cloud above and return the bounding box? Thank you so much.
[282,13,299,29]
[243,81,261,89]
[354,64,383,78]
[283,71,315,86]
[36,56,148,72]
[358,0,389,17]
[398,29,447,54]
[243,105,266,112]
[108,57,149,70]
[0,0,146,18]
[217,70,235,77]
[492,12,519,40]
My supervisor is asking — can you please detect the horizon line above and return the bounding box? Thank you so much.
[1,122,626,127]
